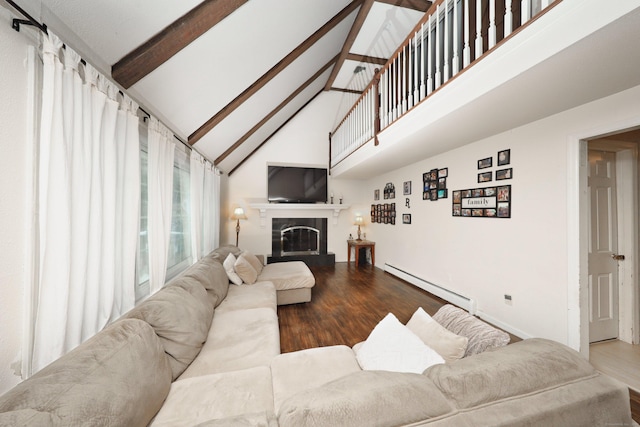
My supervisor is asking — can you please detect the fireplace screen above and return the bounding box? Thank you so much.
[281,226,320,256]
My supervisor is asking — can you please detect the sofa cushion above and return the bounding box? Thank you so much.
[181,254,229,307]
[257,261,315,291]
[277,370,453,427]
[424,338,599,410]
[223,253,243,286]
[125,282,214,380]
[0,319,171,427]
[406,307,468,363]
[193,412,278,427]
[213,244,243,260]
[234,254,258,284]
[178,307,280,379]
[432,304,510,356]
[151,366,274,427]
[271,345,361,412]
[216,281,277,313]
[356,313,444,374]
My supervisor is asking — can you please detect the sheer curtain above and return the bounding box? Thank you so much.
[147,117,175,294]
[32,32,140,373]
[190,151,205,261]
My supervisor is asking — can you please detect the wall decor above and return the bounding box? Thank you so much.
[374,189,380,200]
[402,213,411,224]
[478,171,492,183]
[497,149,511,166]
[403,181,411,195]
[478,157,492,169]
[496,168,513,180]
[371,203,396,225]
[383,182,396,199]
[452,185,511,218]
[423,167,448,201]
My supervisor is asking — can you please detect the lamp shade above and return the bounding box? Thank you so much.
[231,207,247,220]
[354,215,364,225]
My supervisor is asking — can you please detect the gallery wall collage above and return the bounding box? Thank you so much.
[371,149,513,225]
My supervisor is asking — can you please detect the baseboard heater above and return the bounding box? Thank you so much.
[385,263,477,315]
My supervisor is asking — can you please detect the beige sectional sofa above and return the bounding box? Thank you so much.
[0,246,634,426]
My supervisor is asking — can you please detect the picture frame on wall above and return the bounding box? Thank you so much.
[402,214,411,224]
[496,168,513,180]
[497,149,511,166]
[403,181,411,195]
[478,157,492,169]
[374,189,380,200]
[438,168,448,178]
[478,171,492,183]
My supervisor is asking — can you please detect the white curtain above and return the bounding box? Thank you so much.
[190,151,205,261]
[202,163,220,253]
[32,33,140,373]
[147,117,175,294]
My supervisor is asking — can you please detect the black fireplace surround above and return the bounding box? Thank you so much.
[267,218,335,266]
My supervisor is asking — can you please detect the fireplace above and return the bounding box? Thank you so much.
[268,218,334,266]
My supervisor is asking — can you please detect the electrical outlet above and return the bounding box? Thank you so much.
[504,294,512,306]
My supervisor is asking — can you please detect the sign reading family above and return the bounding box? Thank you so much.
[452,185,511,218]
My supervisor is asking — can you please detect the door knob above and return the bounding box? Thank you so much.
[611,254,625,261]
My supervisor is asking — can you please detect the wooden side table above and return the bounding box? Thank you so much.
[347,239,375,266]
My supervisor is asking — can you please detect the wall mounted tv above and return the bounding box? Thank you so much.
[267,165,328,203]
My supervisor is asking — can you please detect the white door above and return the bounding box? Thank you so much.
[588,150,620,343]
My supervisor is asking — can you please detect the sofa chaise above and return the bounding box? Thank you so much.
[0,246,633,426]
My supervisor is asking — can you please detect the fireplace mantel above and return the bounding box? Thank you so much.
[248,203,350,227]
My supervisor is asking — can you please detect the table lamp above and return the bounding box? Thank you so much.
[354,215,364,241]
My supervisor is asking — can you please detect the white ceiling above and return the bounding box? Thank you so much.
[13,0,428,174]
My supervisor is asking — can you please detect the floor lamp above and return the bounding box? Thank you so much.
[231,207,247,247]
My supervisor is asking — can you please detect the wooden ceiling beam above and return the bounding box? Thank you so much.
[346,53,388,66]
[215,56,338,166]
[112,0,248,89]
[324,0,375,92]
[189,0,364,146]
[375,0,432,12]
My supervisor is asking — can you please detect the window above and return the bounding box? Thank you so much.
[135,122,192,301]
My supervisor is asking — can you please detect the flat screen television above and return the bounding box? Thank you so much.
[267,165,328,203]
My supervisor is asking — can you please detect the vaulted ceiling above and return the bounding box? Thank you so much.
[18,0,432,174]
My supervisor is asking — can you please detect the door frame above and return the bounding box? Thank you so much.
[568,119,640,358]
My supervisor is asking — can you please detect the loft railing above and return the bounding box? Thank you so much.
[330,0,559,168]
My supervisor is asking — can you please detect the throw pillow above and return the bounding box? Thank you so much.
[241,251,263,275]
[356,313,444,374]
[406,307,468,363]
[234,254,258,284]
[223,253,243,286]
[432,304,510,356]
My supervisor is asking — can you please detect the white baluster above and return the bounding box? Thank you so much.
[444,0,450,83]
[463,0,471,67]
[413,32,419,104]
[475,0,483,59]
[435,3,441,89]
[504,0,513,37]
[488,0,496,49]
[453,0,460,74]
[402,47,407,113]
[426,14,433,95]
[420,22,426,99]
[522,0,531,24]
[392,60,397,121]
[541,0,550,8]
[386,69,392,126]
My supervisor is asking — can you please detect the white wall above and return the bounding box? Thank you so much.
[363,84,640,347]
[223,92,368,260]
[0,8,37,393]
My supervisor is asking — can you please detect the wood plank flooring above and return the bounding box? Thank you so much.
[278,262,638,423]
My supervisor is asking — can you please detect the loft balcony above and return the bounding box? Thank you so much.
[329,0,640,179]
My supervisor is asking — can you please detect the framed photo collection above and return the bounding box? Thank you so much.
[423,167,448,201]
[452,185,511,218]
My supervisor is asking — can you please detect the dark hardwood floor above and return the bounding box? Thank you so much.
[277,262,639,423]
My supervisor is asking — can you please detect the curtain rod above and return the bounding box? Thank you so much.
[5,0,197,156]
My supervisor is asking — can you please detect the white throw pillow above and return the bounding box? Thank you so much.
[234,254,258,284]
[241,251,263,275]
[356,313,444,374]
[406,307,468,363]
[223,253,243,286]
